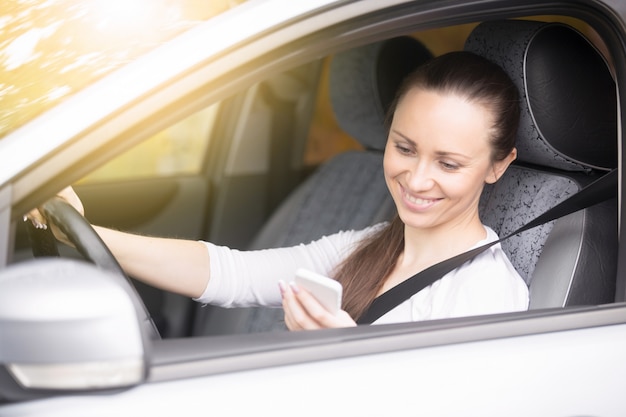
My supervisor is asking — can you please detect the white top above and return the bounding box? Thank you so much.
[195,224,529,324]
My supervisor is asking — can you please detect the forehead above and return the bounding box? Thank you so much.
[397,86,493,113]
[395,88,493,130]
[390,88,495,157]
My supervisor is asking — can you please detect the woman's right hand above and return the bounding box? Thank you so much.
[280,281,357,330]
[23,186,85,245]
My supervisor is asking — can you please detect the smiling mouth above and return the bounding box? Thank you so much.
[407,195,437,205]
[402,189,441,208]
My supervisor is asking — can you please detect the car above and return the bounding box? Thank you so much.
[1,0,626,415]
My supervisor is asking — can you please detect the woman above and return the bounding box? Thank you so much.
[28,51,529,330]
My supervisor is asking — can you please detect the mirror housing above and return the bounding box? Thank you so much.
[0,259,148,400]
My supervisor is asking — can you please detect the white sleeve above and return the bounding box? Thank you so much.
[194,224,385,308]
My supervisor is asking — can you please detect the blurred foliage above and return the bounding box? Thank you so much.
[0,0,245,140]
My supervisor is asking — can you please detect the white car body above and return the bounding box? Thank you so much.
[1,0,626,416]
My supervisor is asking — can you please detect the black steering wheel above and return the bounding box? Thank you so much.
[27,198,160,340]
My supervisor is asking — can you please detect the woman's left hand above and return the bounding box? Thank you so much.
[280,281,357,330]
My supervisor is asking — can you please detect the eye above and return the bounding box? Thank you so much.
[394,143,413,155]
[440,160,460,171]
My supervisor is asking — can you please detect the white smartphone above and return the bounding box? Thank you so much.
[294,268,343,314]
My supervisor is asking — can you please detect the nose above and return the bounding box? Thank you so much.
[405,159,436,191]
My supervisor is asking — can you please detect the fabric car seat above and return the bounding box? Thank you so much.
[465,20,618,308]
[191,37,433,335]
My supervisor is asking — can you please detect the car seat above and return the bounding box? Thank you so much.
[191,37,433,335]
[465,20,618,308]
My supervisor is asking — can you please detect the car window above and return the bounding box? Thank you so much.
[80,103,218,182]
[83,58,357,183]
[0,0,247,141]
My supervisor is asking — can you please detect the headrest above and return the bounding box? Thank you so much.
[465,20,617,171]
[330,37,433,151]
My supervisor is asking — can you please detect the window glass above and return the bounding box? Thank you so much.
[81,103,218,182]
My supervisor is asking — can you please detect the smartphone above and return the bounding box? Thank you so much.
[294,268,343,314]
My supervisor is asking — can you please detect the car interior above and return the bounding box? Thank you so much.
[193,18,617,337]
[11,16,618,340]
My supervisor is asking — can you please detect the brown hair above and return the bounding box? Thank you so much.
[335,51,520,320]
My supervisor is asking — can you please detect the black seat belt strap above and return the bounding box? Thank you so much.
[356,169,618,325]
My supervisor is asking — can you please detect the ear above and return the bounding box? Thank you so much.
[486,148,517,184]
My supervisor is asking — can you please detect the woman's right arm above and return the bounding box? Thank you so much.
[27,187,211,299]
[93,226,210,298]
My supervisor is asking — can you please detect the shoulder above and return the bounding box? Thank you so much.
[411,226,529,320]
[453,226,527,297]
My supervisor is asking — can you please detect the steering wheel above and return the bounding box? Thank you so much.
[26,198,161,340]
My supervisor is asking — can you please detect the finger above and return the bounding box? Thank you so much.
[281,283,320,330]
[23,209,47,230]
[294,287,336,326]
[282,285,312,330]
[294,289,357,328]
[279,281,299,330]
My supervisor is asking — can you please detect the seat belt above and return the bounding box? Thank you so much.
[356,168,618,325]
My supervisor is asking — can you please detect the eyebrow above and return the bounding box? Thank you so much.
[390,129,471,159]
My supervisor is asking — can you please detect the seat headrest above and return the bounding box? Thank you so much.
[330,37,433,151]
[465,20,617,171]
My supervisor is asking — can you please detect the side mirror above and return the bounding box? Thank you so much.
[0,259,148,400]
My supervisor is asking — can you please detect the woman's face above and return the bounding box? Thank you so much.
[384,88,515,234]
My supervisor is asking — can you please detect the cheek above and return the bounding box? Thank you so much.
[382,149,396,178]
[446,175,487,201]
[382,144,408,177]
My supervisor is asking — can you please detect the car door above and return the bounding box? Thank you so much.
[3,0,626,415]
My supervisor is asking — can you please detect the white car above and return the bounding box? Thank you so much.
[1,0,625,416]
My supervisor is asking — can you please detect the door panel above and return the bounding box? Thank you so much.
[67,106,219,338]
[74,176,210,338]
[76,176,210,240]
